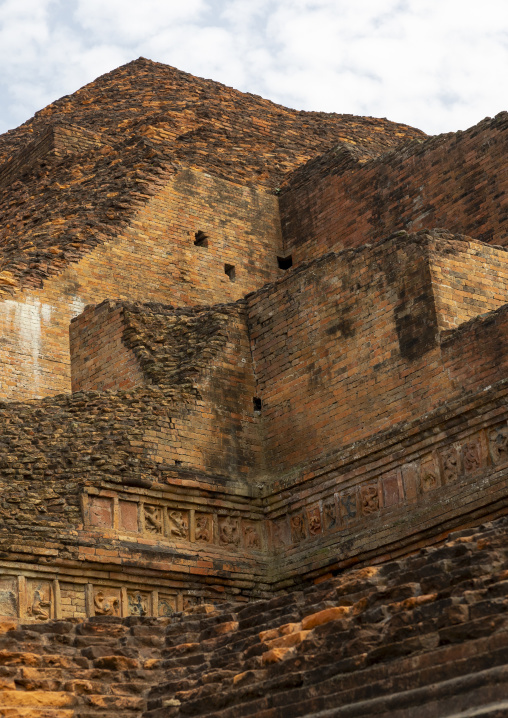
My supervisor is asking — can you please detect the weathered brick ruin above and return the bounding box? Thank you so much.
[0,58,507,716]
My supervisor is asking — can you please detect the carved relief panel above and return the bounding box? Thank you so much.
[307,506,322,536]
[340,490,358,522]
[489,424,508,466]
[26,580,53,621]
[271,517,290,549]
[439,446,460,484]
[322,498,338,531]
[420,454,440,493]
[128,590,149,617]
[0,577,17,617]
[462,439,482,474]
[243,521,262,550]
[290,513,307,543]
[0,576,206,621]
[195,513,213,543]
[158,594,177,617]
[219,516,240,547]
[183,595,200,610]
[168,510,189,540]
[144,504,164,536]
[93,588,121,616]
[360,484,379,515]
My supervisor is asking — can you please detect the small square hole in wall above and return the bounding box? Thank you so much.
[253,397,262,413]
[225,264,236,282]
[277,255,293,270]
[194,230,209,247]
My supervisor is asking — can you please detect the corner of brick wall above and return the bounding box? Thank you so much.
[70,300,146,392]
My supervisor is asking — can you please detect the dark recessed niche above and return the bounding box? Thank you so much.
[225,264,236,282]
[194,230,209,247]
[277,255,293,270]
[253,397,262,412]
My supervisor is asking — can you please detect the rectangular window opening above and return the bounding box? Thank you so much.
[277,255,293,270]
[253,397,262,413]
[194,230,209,248]
[225,263,236,282]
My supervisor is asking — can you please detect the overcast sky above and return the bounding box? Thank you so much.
[0,0,507,136]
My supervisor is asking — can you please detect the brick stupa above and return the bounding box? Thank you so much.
[0,58,507,716]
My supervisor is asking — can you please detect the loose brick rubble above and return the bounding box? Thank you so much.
[0,57,424,293]
[0,517,507,717]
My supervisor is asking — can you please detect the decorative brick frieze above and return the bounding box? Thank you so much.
[82,486,266,554]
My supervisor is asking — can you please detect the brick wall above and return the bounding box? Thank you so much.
[248,232,508,474]
[249,235,441,473]
[71,299,264,479]
[3,237,508,601]
[0,167,282,401]
[442,304,508,393]
[428,236,508,330]
[280,112,508,263]
[70,301,145,392]
[0,377,268,607]
[0,123,105,191]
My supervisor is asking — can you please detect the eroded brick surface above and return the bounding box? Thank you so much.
[0,518,507,717]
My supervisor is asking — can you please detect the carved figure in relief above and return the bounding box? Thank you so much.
[489,426,508,465]
[272,519,288,548]
[195,514,212,542]
[219,517,240,546]
[421,471,438,492]
[183,595,199,610]
[462,441,481,473]
[244,524,261,549]
[323,501,337,530]
[290,514,307,543]
[27,588,51,621]
[441,448,459,484]
[144,505,163,535]
[158,597,175,617]
[341,493,357,520]
[361,485,379,515]
[307,508,322,536]
[169,510,188,539]
[128,592,148,617]
[94,590,120,616]
[420,458,439,492]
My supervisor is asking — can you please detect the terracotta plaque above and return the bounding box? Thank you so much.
[0,577,17,617]
[89,496,114,528]
[159,594,177,617]
[119,501,138,532]
[382,473,400,507]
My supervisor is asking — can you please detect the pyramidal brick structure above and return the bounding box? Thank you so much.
[0,58,507,717]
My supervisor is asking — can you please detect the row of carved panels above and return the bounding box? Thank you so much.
[0,575,201,620]
[271,424,507,547]
[83,424,507,554]
[85,493,263,550]
[89,585,195,619]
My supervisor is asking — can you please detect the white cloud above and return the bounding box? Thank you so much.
[74,0,206,43]
[0,0,506,136]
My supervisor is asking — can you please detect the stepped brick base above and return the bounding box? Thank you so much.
[0,516,507,717]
